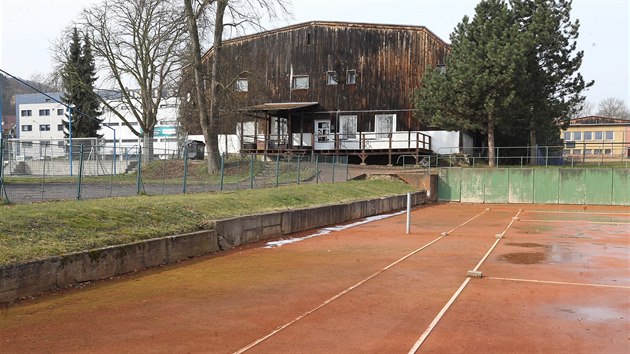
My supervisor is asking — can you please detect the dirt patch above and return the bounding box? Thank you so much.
[499,252,547,264]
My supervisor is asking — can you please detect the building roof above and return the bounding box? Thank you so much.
[202,20,448,61]
[245,102,318,112]
[569,116,630,125]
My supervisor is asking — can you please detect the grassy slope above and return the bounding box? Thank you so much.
[0,179,416,265]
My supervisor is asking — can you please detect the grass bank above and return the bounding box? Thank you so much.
[0,179,415,265]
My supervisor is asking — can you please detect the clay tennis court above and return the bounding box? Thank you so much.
[1,203,628,353]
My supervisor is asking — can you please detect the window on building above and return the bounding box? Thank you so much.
[573,131,582,140]
[21,110,32,116]
[57,124,64,131]
[594,131,603,140]
[573,149,581,155]
[375,114,396,139]
[292,75,309,90]
[563,132,570,141]
[583,149,592,155]
[21,125,33,132]
[57,108,64,116]
[339,115,357,139]
[593,149,602,155]
[39,124,51,131]
[326,71,338,85]
[604,149,612,155]
[57,141,65,147]
[104,122,120,127]
[562,149,570,155]
[39,109,50,116]
[23,142,33,148]
[235,78,249,92]
[605,131,614,140]
[584,131,592,140]
[346,70,357,84]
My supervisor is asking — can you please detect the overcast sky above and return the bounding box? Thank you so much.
[1,0,628,108]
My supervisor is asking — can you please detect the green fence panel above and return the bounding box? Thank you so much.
[558,169,585,205]
[485,169,509,203]
[584,169,613,205]
[460,169,485,203]
[508,169,534,204]
[612,169,630,206]
[438,168,461,201]
[533,169,560,204]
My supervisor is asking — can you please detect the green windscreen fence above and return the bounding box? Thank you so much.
[438,168,629,206]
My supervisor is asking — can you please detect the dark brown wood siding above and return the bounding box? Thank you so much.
[204,22,448,132]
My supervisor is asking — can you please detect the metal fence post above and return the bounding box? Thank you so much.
[315,155,319,184]
[332,155,336,183]
[136,146,143,195]
[346,156,349,181]
[275,154,280,187]
[77,145,84,200]
[297,155,301,185]
[182,146,189,194]
[220,152,225,191]
[250,153,255,189]
[0,142,8,203]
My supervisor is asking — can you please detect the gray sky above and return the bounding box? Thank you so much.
[1,0,628,108]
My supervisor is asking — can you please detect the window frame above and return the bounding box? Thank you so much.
[20,109,32,116]
[375,114,396,139]
[573,131,582,141]
[39,124,51,132]
[346,70,357,85]
[292,75,309,90]
[38,109,50,116]
[339,115,358,140]
[326,71,338,85]
[594,131,603,140]
[235,78,249,92]
[605,131,614,140]
[21,125,33,132]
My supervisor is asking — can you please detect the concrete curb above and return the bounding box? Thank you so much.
[0,192,426,303]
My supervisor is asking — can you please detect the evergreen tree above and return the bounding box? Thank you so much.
[61,28,103,138]
[415,0,528,167]
[511,0,592,163]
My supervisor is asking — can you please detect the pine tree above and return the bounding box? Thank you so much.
[415,0,528,167]
[61,28,103,138]
[511,0,593,164]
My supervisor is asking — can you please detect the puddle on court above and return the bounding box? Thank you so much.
[499,252,547,264]
[553,306,625,322]
[499,243,581,264]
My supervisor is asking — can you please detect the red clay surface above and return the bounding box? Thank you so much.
[1,203,628,353]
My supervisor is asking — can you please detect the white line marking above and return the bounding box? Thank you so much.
[233,209,490,354]
[485,276,630,289]
[408,209,522,354]
[518,219,630,225]
[524,210,630,216]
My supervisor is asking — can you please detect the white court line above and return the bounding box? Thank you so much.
[524,210,630,216]
[485,276,630,290]
[408,209,523,354]
[232,209,491,354]
[518,219,630,225]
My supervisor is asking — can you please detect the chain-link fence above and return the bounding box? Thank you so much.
[0,140,349,204]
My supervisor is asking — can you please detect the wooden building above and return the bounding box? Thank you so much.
[202,21,450,164]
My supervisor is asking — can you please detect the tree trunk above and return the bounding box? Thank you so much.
[487,112,496,167]
[183,0,222,174]
[142,133,153,163]
[204,0,229,174]
[529,120,538,165]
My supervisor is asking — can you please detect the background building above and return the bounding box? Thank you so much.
[562,116,630,160]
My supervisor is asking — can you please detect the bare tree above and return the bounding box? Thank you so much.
[183,0,289,174]
[81,0,188,159]
[596,97,630,120]
[572,100,593,118]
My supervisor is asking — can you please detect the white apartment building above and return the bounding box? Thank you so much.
[14,92,181,159]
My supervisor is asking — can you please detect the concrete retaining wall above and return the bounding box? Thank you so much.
[0,192,426,303]
[0,231,219,303]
